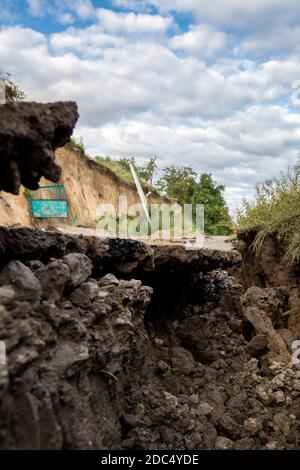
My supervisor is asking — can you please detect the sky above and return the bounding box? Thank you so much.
[1,1,300,211]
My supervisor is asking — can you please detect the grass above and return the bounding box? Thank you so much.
[70,136,85,154]
[236,161,300,261]
[95,156,134,183]
[94,156,149,187]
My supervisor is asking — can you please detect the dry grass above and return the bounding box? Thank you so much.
[236,161,300,261]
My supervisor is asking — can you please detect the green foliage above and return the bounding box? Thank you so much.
[195,173,233,235]
[95,156,152,186]
[157,166,233,235]
[156,166,197,204]
[70,136,85,154]
[0,72,26,102]
[236,161,300,261]
[138,157,158,186]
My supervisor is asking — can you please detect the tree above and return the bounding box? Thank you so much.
[194,173,233,235]
[0,72,26,102]
[156,165,198,204]
[157,166,233,235]
[138,157,158,186]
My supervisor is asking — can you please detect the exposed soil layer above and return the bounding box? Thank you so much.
[0,102,78,194]
[0,228,300,450]
[235,230,300,338]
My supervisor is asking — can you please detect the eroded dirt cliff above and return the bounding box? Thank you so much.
[0,144,172,229]
[236,230,300,340]
[1,228,300,450]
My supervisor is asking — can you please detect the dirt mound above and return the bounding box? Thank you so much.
[0,228,300,449]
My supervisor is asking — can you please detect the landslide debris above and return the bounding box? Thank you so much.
[0,228,300,450]
[0,102,78,194]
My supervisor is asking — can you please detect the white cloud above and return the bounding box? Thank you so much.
[236,25,300,58]
[27,0,45,16]
[127,0,300,30]
[96,8,173,35]
[58,12,75,25]
[76,104,300,211]
[72,0,95,20]
[50,25,124,58]
[112,0,150,12]
[2,0,300,212]
[170,24,228,59]
[26,0,96,22]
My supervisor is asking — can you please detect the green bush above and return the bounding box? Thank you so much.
[95,156,150,186]
[236,161,300,261]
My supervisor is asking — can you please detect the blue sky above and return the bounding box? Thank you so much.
[1,0,300,210]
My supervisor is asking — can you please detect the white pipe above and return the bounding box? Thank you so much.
[129,162,152,226]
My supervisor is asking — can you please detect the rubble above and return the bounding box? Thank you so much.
[0,227,299,449]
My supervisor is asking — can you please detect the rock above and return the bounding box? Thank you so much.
[62,253,92,289]
[215,436,234,450]
[98,274,119,287]
[171,346,195,375]
[163,391,178,408]
[198,401,213,416]
[158,426,174,444]
[243,417,263,435]
[242,287,291,364]
[273,391,285,404]
[293,379,300,391]
[69,282,99,308]
[233,438,255,450]
[107,237,154,273]
[50,343,89,375]
[0,285,15,304]
[278,329,297,352]
[121,438,136,449]
[121,413,142,429]
[273,413,290,435]
[269,362,282,371]
[25,260,44,271]
[272,371,286,387]
[188,394,199,405]
[0,260,41,301]
[0,101,78,194]
[256,385,270,403]
[246,335,268,356]
[228,318,243,333]
[36,259,70,301]
[219,414,241,439]
[134,404,145,419]
[265,441,280,450]
[157,360,169,373]
[245,358,259,372]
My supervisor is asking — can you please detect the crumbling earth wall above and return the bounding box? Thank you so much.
[0,102,78,195]
[0,228,300,450]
